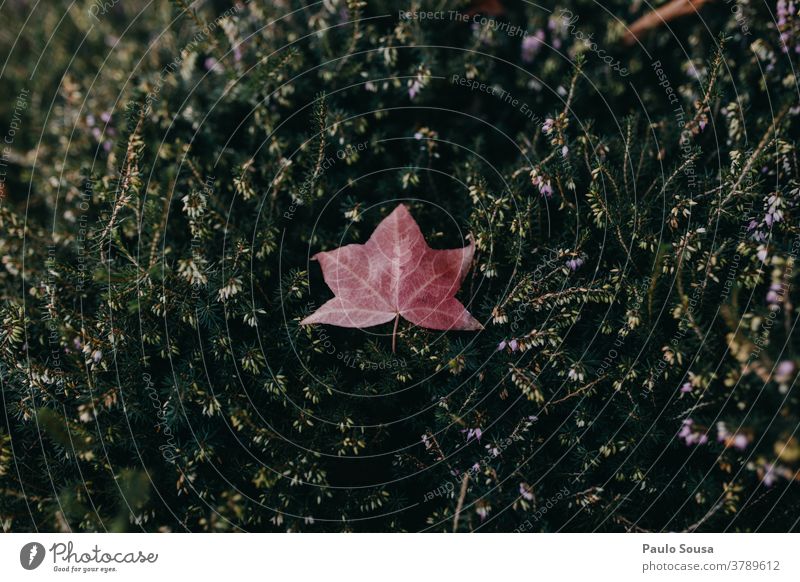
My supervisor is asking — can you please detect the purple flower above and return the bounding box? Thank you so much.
[542,118,555,134]
[476,504,490,521]
[765,193,785,226]
[508,339,519,352]
[462,427,483,443]
[777,0,800,53]
[408,79,423,100]
[775,360,796,383]
[717,422,748,450]
[519,483,534,501]
[530,168,553,198]
[566,257,584,271]
[731,433,749,451]
[678,418,708,446]
[497,339,507,351]
[767,282,783,306]
[680,382,693,393]
[762,463,777,487]
[521,30,545,63]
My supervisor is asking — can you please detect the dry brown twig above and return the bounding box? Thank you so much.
[622,0,715,46]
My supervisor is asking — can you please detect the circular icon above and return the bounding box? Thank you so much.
[20,542,46,570]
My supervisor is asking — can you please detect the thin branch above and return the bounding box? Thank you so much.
[391,313,399,354]
[622,0,715,46]
[452,473,471,532]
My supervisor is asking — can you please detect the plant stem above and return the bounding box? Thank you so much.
[392,313,400,354]
[452,473,470,532]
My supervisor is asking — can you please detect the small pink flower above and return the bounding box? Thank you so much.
[678,418,708,446]
[476,504,490,521]
[521,30,545,63]
[204,57,221,72]
[462,427,483,443]
[775,360,796,383]
[731,433,749,451]
[566,257,584,271]
[519,483,534,501]
[762,463,777,487]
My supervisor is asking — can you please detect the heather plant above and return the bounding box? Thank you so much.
[0,0,798,532]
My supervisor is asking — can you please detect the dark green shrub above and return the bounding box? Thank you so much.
[1,0,798,532]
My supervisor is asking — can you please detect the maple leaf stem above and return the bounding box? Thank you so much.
[392,313,400,354]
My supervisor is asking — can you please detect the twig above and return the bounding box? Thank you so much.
[615,514,652,532]
[391,313,399,354]
[718,104,790,210]
[684,498,725,532]
[549,376,603,406]
[99,107,145,246]
[452,473,471,532]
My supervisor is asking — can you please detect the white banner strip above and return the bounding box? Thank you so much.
[1,533,797,581]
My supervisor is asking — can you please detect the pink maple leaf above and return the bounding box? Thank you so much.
[301,204,482,351]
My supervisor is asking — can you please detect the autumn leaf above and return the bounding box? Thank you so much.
[301,204,482,351]
[622,0,714,46]
[466,0,505,17]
